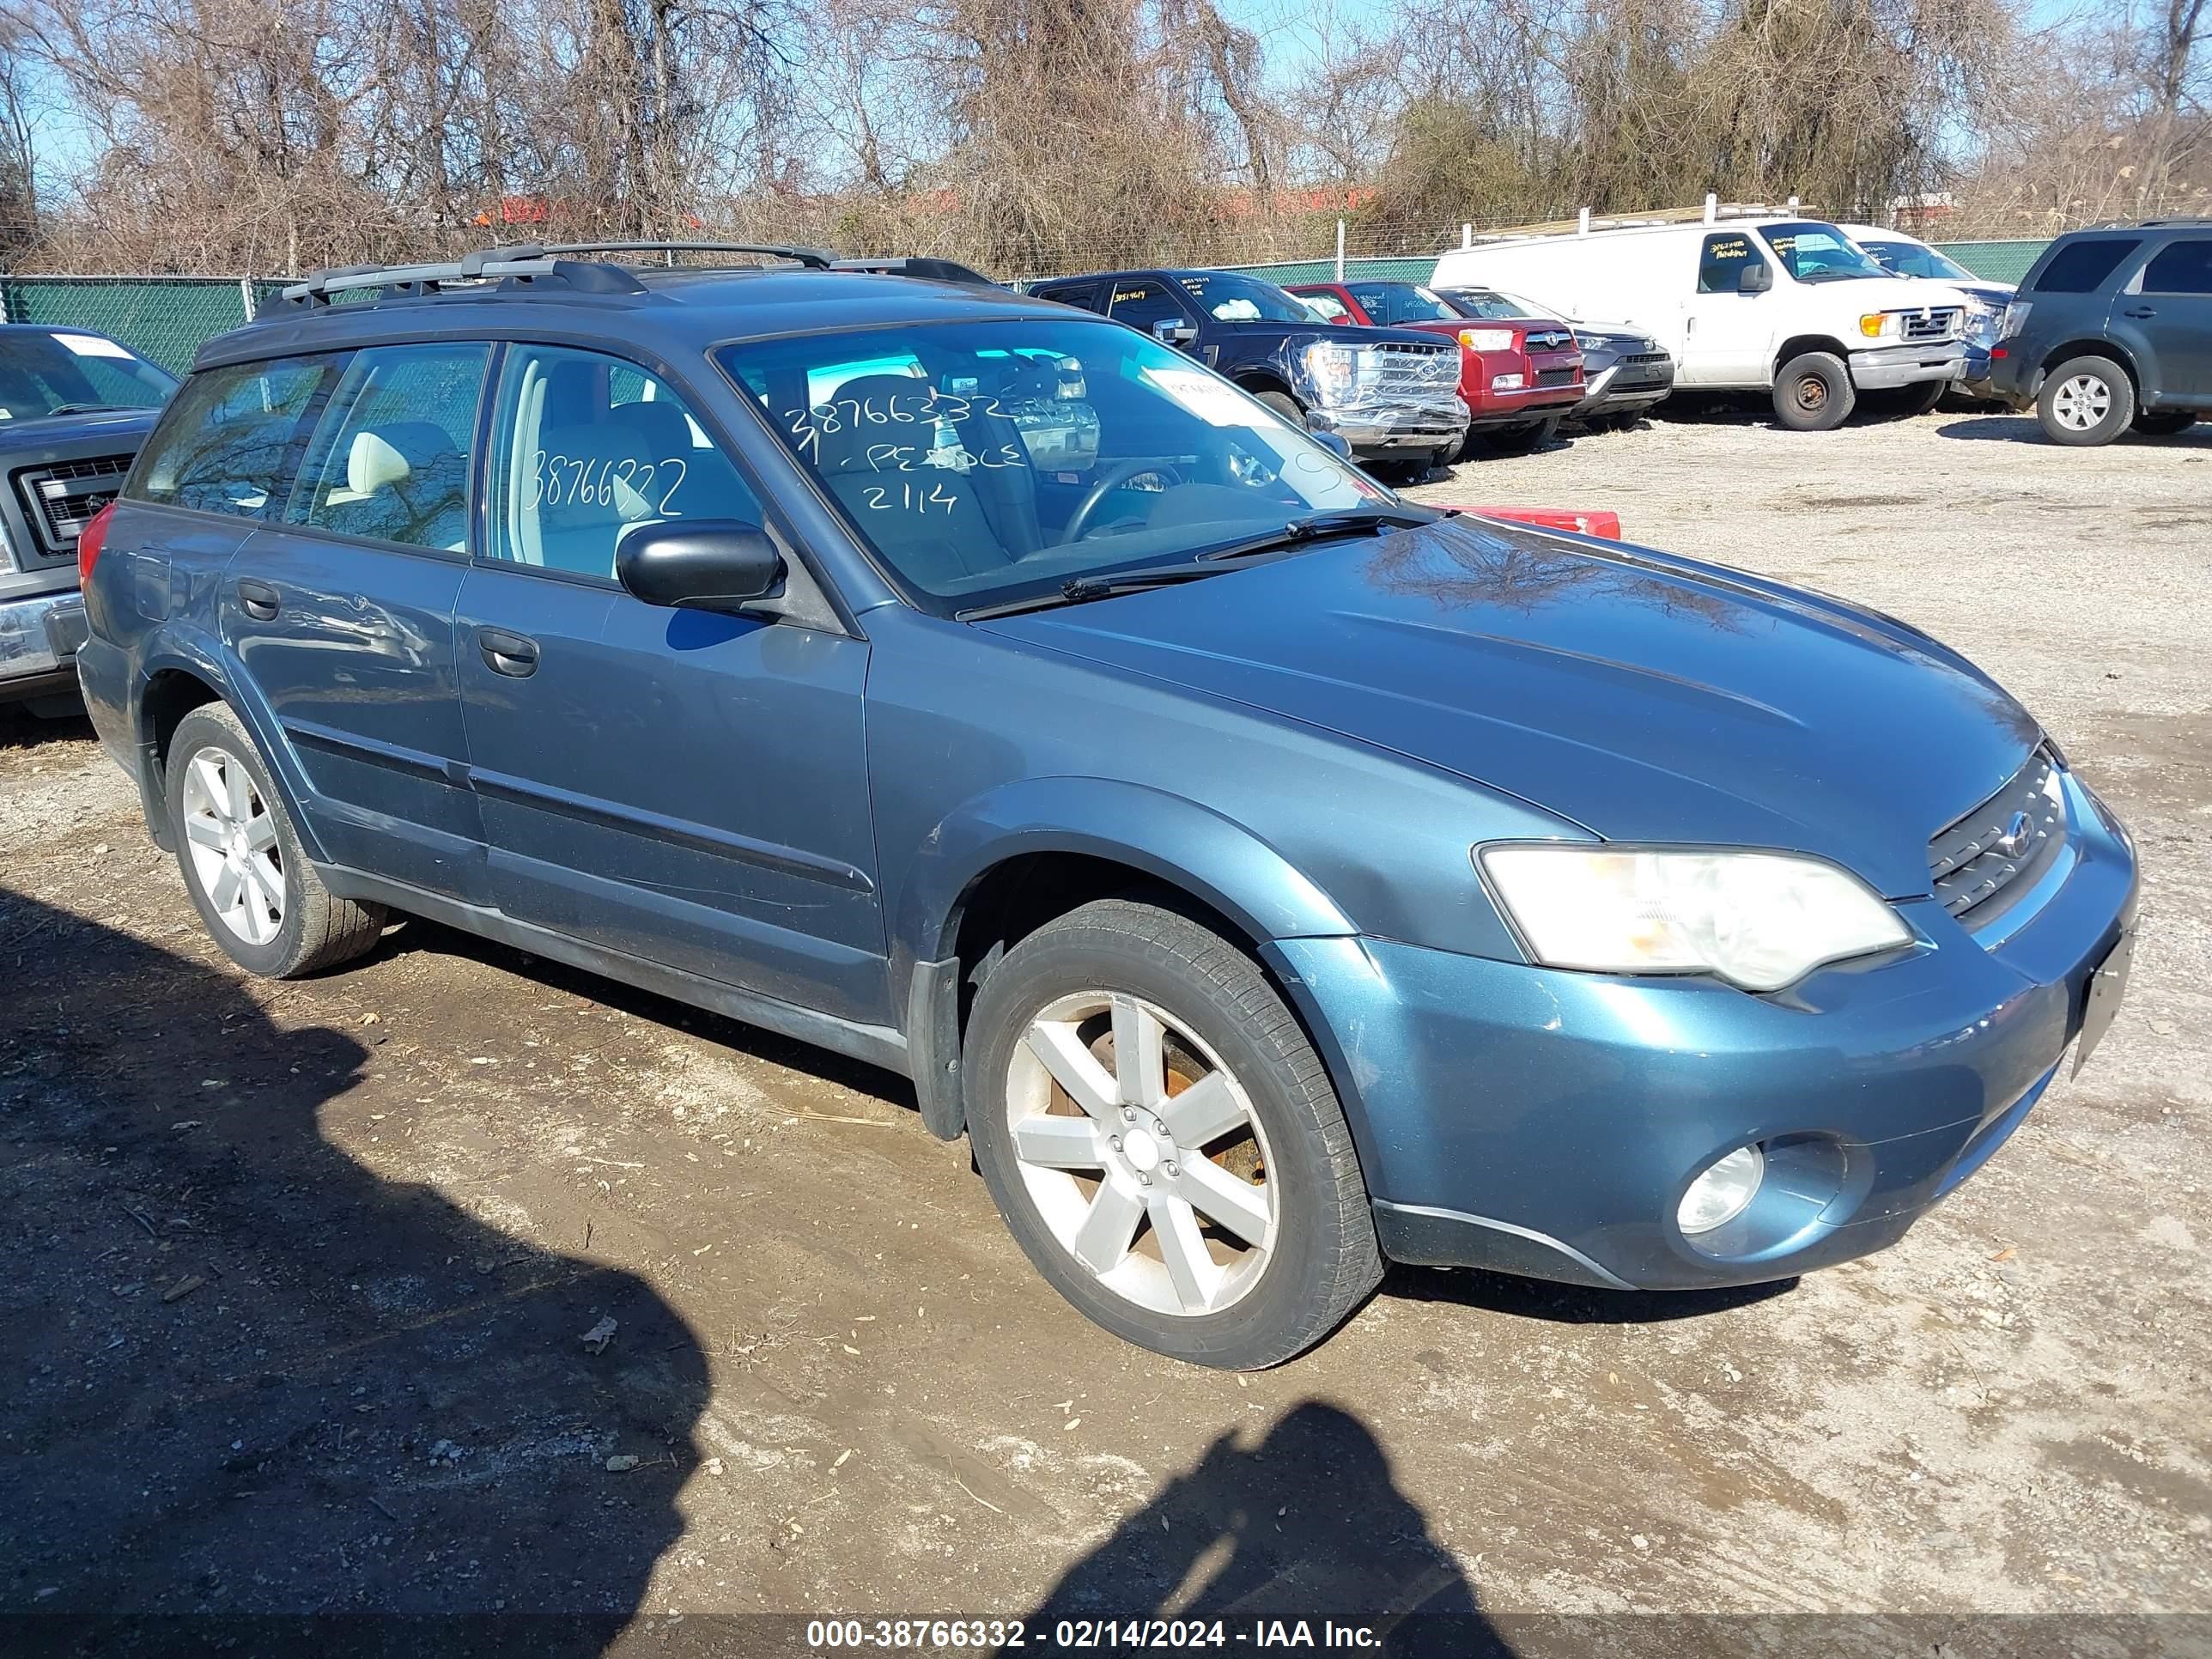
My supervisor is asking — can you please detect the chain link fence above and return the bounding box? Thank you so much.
[0,276,287,374]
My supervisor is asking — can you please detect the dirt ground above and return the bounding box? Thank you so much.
[3,404,2209,1657]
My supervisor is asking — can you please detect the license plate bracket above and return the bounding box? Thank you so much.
[2072,928,2134,1078]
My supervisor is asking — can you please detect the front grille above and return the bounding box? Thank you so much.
[15,454,133,556]
[1928,750,2067,921]
[1534,367,1578,388]
[1368,343,1459,395]
[1900,307,1962,343]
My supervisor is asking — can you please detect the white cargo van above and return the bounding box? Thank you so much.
[1431,210,1971,429]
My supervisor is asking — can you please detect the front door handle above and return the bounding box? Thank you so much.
[236,578,280,622]
[477,626,540,678]
[2123,306,2157,319]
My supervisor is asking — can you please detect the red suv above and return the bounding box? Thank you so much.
[1289,280,1583,454]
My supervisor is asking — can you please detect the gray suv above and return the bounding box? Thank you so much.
[1990,222,2212,444]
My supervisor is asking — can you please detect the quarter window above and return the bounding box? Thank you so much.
[131,355,341,519]
[289,343,489,551]
[2142,239,2212,295]
[485,343,763,580]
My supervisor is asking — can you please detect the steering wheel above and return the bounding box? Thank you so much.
[1063,459,1186,544]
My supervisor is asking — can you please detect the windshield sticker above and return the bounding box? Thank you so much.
[55,332,133,359]
[1138,365,1258,428]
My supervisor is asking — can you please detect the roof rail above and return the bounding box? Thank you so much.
[2136,217,2212,228]
[1457,199,1818,246]
[829,255,1004,289]
[274,246,649,307]
[538,240,836,268]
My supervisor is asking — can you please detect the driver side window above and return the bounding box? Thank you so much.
[1699,233,1756,293]
[1109,282,1189,335]
[484,344,762,580]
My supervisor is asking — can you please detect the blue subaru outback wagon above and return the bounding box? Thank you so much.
[76,243,2138,1368]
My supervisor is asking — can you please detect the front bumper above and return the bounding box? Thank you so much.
[1574,361,1675,418]
[1850,340,1966,390]
[1306,396,1470,458]
[0,587,88,699]
[1267,769,2136,1292]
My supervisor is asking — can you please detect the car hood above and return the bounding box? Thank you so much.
[0,406,159,457]
[982,517,2040,899]
[1819,275,1973,313]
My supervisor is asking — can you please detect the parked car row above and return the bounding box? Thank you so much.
[61,238,2136,1370]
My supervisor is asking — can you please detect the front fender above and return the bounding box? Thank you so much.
[892,775,1358,986]
[137,625,331,865]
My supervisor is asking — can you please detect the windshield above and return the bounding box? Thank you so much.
[717,318,1390,614]
[1170,272,1321,324]
[0,330,175,421]
[1756,222,1890,283]
[1437,288,1534,319]
[1858,238,1976,283]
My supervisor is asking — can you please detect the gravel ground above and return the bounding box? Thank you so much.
[3,405,2207,1656]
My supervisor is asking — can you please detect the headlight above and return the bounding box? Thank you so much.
[1302,340,1364,403]
[1457,327,1516,352]
[1858,313,1899,339]
[1478,845,1912,992]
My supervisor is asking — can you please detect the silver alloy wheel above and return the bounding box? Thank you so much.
[2052,373,2111,431]
[1006,991,1278,1317]
[179,746,285,946]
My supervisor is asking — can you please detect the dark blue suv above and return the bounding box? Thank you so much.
[76,242,2138,1368]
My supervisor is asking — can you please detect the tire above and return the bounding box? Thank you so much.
[2037,355,2134,446]
[1772,351,1855,430]
[2131,410,2196,437]
[1484,415,1561,453]
[1253,390,1305,428]
[964,898,1382,1369]
[165,702,386,979]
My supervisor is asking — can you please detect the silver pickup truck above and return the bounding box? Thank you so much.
[0,324,175,715]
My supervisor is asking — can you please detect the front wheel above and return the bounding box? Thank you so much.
[1863,379,1947,418]
[1252,389,1305,428]
[965,899,1382,1369]
[2131,410,2197,437]
[1484,415,1561,453]
[2037,355,2134,445]
[165,702,386,978]
[1772,351,1855,430]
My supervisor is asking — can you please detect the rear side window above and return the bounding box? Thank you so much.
[132,356,341,518]
[2033,238,2142,294]
[288,343,489,551]
[2142,239,2212,295]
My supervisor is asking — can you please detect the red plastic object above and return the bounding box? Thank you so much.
[76,501,117,586]
[1442,505,1623,540]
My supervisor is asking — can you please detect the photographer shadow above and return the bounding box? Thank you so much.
[1025,1401,1508,1656]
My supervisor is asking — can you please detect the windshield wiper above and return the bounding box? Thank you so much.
[957,507,1441,622]
[1191,505,1440,563]
[41,403,133,416]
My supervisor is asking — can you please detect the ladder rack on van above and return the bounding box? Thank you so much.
[1455,195,1819,248]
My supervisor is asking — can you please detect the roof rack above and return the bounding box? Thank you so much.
[830,255,1004,289]
[2135,217,2212,228]
[1458,196,1817,246]
[270,239,841,312]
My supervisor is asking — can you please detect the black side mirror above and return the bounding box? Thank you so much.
[1152,319,1201,348]
[1739,263,1773,295]
[617,520,785,613]
[1310,430,1353,460]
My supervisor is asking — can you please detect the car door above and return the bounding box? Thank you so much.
[2126,238,2212,404]
[1680,230,1777,386]
[453,341,884,1024]
[221,342,490,901]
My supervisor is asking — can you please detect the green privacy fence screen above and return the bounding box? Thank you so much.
[0,276,288,374]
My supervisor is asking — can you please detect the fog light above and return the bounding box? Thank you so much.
[1678,1145,1765,1235]
[1492,373,1525,391]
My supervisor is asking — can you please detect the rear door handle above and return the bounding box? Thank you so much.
[477,626,540,678]
[2123,307,2157,319]
[236,578,280,622]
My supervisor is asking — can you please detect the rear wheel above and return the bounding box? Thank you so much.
[2131,410,2197,437]
[2037,355,2133,446]
[965,899,1381,1369]
[165,702,386,979]
[1772,351,1855,430]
